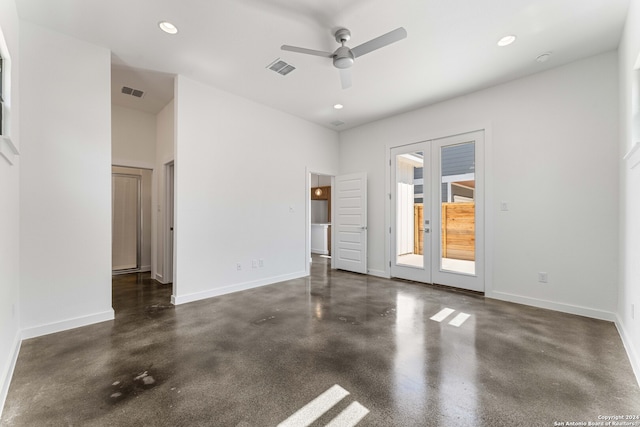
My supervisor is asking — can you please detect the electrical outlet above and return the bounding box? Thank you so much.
[252,259,258,269]
[500,201,509,211]
[236,263,242,271]
[259,259,264,268]
[538,272,548,283]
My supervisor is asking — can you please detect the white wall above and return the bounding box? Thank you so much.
[316,174,332,187]
[173,76,339,303]
[618,0,640,383]
[19,21,113,337]
[111,105,156,167]
[0,0,20,414]
[155,99,175,283]
[340,51,619,320]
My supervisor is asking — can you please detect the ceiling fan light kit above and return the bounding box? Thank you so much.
[281,26,407,89]
[333,47,355,69]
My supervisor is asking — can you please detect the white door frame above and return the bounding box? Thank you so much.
[112,172,142,273]
[164,161,175,295]
[111,161,155,277]
[385,126,492,294]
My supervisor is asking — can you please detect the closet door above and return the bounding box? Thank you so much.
[112,174,140,271]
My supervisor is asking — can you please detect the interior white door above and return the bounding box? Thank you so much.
[334,172,367,274]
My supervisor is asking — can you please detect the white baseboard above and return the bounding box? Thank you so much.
[367,269,389,279]
[488,291,616,322]
[172,271,308,305]
[21,309,115,340]
[0,330,21,421]
[615,315,640,388]
[140,265,151,273]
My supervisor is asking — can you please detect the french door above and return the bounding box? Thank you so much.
[390,131,484,292]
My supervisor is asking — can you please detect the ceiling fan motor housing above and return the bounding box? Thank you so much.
[333,46,355,69]
[334,28,351,43]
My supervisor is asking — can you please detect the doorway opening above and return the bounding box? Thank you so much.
[309,173,333,267]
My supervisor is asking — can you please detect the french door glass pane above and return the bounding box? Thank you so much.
[439,142,476,274]
[395,151,424,268]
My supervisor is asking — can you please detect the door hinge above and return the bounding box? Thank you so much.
[389,227,391,234]
[389,261,391,267]
[388,193,391,200]
[389,159,391,166]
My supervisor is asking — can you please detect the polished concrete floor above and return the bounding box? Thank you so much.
[2,257,640,426]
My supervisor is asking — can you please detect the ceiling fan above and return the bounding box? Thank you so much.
[281,27,407,89]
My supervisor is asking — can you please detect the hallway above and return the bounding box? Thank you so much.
[2,262,639,426]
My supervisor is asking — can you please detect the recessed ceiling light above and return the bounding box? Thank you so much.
[536,52,552,63]
[497,35,516,47]
[333,104,344,110]
[158,21,178,35]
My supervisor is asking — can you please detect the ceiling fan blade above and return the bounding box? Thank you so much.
[351,27,407,58]
[281,45,334,58]
[340,69,352,89]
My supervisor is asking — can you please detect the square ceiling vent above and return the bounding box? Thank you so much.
[121,86,145,98]
[266,58,295,76]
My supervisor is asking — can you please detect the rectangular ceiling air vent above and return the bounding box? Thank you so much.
[266,58,295,76]
[331,120,345,127]
[121,86,145,98]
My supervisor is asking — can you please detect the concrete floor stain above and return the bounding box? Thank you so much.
[107,369,160,405]
[251,315,277,325]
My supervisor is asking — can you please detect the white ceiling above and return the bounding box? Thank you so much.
[16,0,629,129]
